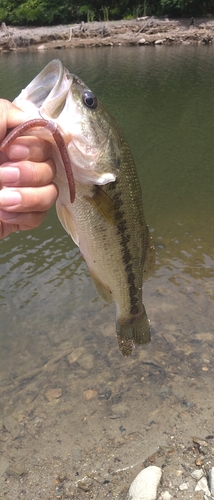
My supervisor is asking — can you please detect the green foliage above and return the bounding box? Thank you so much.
[79,5,95,22]
[10,0,46,23]
[0,7,6,18]
[143,1,147,16]
[0,0,79,24]
[101,6,109,21]
[0,0,214,26]
[160,0,214,16]
[160,0,184,14]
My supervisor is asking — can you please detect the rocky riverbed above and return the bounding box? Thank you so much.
[1,16,214,52]
[1,314,214,499]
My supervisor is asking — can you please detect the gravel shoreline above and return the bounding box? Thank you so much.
[1,16,214,51]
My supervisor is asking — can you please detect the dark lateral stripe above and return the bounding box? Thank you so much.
[110,184,141,317]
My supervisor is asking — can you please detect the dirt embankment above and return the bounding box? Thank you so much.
[1,16,214,52]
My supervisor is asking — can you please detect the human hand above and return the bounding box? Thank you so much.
[0,99,58,239]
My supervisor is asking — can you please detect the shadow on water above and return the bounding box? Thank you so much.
[0,45,214,497]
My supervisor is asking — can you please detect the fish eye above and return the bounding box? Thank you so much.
[83,91,98,109]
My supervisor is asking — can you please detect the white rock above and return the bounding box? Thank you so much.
[137,16,148,21]
[138,38,146,45]
[209,467,214,496]
[179,482,189,491]
[195,476,211,496]
[191,469,204,481]
[158,491,172,500]
[128,466,162,500]
[155,39,163,45]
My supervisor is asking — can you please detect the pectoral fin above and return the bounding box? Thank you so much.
[85,187,116,224]
[56,201,79,246]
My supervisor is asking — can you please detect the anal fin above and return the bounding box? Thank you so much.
[90,270,114,304]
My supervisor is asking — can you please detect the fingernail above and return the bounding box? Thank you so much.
[0,167,20,183]
[0,190,21,206]
[8,145,30,160]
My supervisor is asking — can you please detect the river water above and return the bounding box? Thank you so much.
[0,46,214,498]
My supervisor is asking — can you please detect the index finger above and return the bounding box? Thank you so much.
[0,99,26,141]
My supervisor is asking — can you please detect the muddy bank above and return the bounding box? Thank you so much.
[1,16,214,52]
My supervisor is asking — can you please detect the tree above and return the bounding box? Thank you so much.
[0,0,214,26]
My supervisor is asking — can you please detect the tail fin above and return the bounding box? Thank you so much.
[116,306,151,357]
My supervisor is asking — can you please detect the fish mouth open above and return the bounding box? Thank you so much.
[15,59,72,120]
[14,59,116,185]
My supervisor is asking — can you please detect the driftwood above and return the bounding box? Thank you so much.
[136,16,154,35]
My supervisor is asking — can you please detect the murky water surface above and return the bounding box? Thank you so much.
[0,46,214,497]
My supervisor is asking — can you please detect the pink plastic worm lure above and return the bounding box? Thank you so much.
[0,118,75,203]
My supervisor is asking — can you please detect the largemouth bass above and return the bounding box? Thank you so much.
[12,60,155,356]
